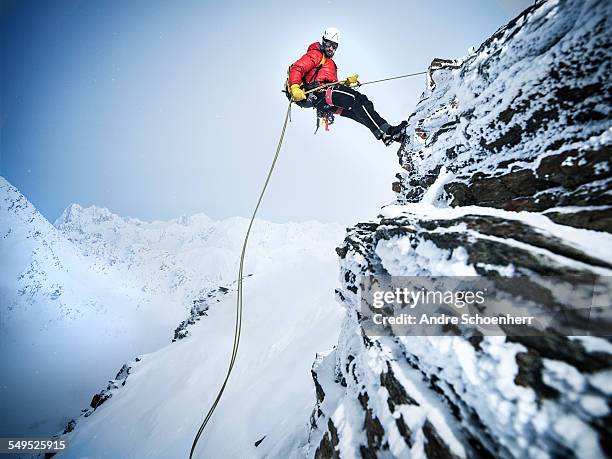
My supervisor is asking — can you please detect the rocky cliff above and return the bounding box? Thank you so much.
[308,1,612,458]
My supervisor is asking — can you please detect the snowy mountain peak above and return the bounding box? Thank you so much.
[175,213,212,226]
[54,203,213,230]
[54,202,143,232]
[0,176,54,236]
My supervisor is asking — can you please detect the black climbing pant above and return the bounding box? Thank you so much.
[309,85,391,139]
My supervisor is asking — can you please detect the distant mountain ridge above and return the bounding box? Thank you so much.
[1,176,344,446]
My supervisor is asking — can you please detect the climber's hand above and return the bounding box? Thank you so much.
[343,74,359,86]
[290,84,306,102]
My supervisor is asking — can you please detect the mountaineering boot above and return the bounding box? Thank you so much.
[387,121,408,139]
[381,121,408,146]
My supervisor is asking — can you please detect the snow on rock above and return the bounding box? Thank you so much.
[308,1,612,458]
[394,0,612,234]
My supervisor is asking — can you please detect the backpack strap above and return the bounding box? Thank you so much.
[304,55,326,86]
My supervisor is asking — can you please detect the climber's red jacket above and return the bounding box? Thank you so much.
[288,42,338,87]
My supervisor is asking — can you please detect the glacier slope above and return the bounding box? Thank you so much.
[1,176,346,452]
[57,223,345,458]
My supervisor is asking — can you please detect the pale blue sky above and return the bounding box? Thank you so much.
[1,0,533,225]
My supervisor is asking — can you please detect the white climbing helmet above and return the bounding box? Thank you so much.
[322,27,340,45]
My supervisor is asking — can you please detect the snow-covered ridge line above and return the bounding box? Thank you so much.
[307,0,612,458]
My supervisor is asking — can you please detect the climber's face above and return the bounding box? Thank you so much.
[322,39,338,58]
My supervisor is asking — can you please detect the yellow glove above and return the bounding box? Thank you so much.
[290,84,306,102]
[344,74,359,86]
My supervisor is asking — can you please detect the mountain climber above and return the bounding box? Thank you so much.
[288,27,407,145]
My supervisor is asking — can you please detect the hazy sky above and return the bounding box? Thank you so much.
[1,0,532,225]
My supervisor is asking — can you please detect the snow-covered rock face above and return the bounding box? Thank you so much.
[309,1,612,458]
[395,0,611,233]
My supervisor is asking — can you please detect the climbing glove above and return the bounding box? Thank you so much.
[343,74,359,86]
[290,84,306,102]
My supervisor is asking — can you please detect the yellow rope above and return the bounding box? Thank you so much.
[189,100,293,459]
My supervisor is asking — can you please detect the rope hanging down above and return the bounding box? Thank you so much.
[189,68,426,459]
[189,100,292,459]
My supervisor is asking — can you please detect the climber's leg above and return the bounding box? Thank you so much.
[327,85,391,139]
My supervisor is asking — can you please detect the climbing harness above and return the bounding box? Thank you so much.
[190,68,427,458]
